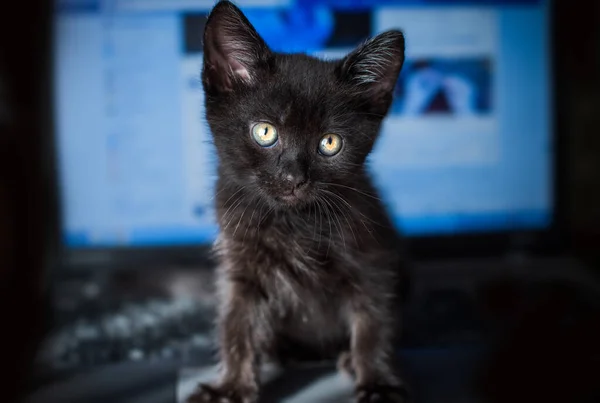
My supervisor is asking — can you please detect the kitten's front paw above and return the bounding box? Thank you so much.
[355,384,410,403]
[337,351,355,379]
[186,383,257,403]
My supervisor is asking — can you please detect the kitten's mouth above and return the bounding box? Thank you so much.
[268,181,311,207]
[275,189,306,206]
[277,193,300,204]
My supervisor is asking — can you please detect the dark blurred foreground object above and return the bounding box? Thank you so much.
[0,1,52,402]
[478,280,600,403]
[560,0,600,262]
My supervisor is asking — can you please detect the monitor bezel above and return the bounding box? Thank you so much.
[45,0,568,273]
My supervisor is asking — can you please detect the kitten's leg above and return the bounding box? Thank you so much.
[337,350,355,379]
[187,280,269,403]
[349,300,410,403]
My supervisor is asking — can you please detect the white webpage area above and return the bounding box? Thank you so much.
[377,8,499,169]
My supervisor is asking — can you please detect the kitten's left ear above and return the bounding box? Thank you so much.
[202,1,272,93]
[339,30,405,113]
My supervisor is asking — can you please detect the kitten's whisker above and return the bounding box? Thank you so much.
[219,185,246,204]
[316,199,323,251]
[232,200,251,239]
[254,202,268,250]
[210,186,229,201]
[222,196,246,230]
[326,193,358,246]
[221,194,245,224]
[259,206,274,227]
[244,199,264,244]
[310,203,318,250]
[327,193,357,249]
[321,189,353,210]
[302,203,315,255]
[339,111,386,119]
[321,195,346,253]
[321,189,380,226]
[337,161,365,168]
[256,202,267,229]
[320,183,381,201]
[321,189,382,243]
[219,188,248,225]
[316,198,331,257]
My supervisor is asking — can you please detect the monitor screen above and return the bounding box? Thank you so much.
[54,0,553,248]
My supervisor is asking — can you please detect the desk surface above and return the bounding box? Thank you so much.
[25,346,484,403]
[177,347,484,403]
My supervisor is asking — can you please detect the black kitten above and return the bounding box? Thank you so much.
[188,2,408,403]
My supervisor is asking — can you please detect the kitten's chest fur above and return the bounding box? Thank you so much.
[215,184,402,345]
[221,210,352,298]
[219,220,352,344]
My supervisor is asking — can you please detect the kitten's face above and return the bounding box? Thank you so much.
[202,1,404,209]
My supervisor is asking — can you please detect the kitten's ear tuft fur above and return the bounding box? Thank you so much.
[202,1,271,93]
[339,30,405,112]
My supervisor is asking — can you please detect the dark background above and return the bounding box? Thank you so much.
[1,0,599,402]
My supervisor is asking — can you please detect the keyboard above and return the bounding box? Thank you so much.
[33,263,492,389]
[35,296,216,378]
[36,288,486,372]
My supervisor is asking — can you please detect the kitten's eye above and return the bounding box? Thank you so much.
[252,122,278,147]
[318,133,343,156]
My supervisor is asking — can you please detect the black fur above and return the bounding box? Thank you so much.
[188,2,408,402]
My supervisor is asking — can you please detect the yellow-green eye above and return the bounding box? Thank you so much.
[252,122,278,147]
[318,133,343,156]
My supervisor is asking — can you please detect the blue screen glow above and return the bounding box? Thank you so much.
[54,0,553,247]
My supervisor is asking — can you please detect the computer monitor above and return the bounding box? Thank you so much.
[52,0,557,267]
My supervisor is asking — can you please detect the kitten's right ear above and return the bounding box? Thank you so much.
[202,1,272,93]
[338,30,405,114]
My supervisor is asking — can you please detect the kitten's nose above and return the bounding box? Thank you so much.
[280,160,308,192]
[283,172,307,191]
